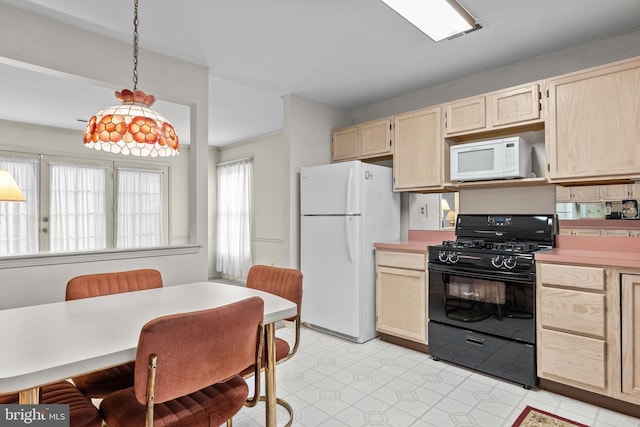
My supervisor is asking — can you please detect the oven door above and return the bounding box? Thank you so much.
[428,263,535,344]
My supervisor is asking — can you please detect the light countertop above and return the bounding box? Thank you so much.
[373,230,455,252]
[535,235,640,269]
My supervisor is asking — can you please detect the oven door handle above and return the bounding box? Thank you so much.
[428,263,534,284]
[466,335,485,347]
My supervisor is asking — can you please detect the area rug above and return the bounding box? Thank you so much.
[511,406,590,427]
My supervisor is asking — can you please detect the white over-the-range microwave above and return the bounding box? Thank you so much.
[450,136,533,182]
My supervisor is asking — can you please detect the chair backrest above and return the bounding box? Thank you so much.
[246,265,303,321]
[133,296,264,404]
[66,269,163,300]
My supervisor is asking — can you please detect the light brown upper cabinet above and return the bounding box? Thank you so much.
[360,118,393,158]
[555,185,601,202]
[331,126,359,162]
[600,182,640,200]
[444,82,543,137]
[546,57,640,183]
[331,118,393,162]
[393,106,443,191]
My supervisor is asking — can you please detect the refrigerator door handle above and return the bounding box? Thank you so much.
[346,166,354,215]
[346,216,354,263]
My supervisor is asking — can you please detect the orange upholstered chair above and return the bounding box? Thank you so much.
[0,381,102,427]
[99,297,264,427]
[66,269,163,398]
[240,264,303,426]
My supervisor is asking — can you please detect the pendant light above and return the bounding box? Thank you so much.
[83,0,180,157]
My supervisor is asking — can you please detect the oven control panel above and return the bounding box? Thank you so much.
[487,215,512,226]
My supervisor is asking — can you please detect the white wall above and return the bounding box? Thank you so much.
[0,4,209,309]
[282,95,347,268]
[346,29,640,218]
[350,30,640,124]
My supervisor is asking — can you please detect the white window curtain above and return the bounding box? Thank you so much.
[0,157,39,255]
[50,163,106,251]
[216,158,253,279]
[117,168,163,248]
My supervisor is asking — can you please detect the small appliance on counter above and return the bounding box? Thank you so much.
[622,199,639,219]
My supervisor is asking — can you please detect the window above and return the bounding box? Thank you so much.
[49,163,107,251]
[0,156,39,255]
[0,152,169,256]
[216,157,252,279]
[117,168,164,248]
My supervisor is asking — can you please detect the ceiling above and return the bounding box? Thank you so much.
[1,0,640,147]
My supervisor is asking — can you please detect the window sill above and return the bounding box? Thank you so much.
[0,244,202,269]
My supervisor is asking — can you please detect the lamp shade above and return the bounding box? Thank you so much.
[83,89,180,157]
[445,210,457,223]
[441,198,451,211]
[0,170,26,202]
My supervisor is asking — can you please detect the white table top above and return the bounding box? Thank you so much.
[0,281,297,395]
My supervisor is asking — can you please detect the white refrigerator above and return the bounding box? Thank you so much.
[300,160,400,343]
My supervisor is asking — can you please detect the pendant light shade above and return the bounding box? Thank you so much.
[83,89,179,157]
[83,0,179,157]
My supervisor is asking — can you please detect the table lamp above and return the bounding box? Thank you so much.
[0,170,26,202]
[446,210,457,226]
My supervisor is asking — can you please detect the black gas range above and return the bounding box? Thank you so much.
[429,215,554,282]
[428,214,556,388]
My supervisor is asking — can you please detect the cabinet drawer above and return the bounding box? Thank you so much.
[539,263,605,291]
[376,250,426,270]
[539,287,605,338]
[539,329,606,390]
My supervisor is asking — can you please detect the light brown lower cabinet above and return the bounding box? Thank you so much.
[375,249,428,346]
[537,263,640,405]
[621,274,640,401]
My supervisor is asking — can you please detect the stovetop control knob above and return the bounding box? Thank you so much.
[491,255,504,268]
[447,252,459,264]
[438,251,449,262]
[503,256,517,269]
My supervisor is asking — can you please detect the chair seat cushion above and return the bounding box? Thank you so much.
[72,361,135,398]
[0,381,102,427]
[240,337,291,377]
[100,374,248,427]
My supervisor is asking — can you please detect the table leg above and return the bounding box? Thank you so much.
[264,322,277,427]
[19,387,39,404]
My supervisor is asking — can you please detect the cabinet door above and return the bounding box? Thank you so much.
[555,186,573,202]
[601,184,630,200]
[444,96,485,135]
[393,107,442,190]
[360,118,392,158]
[555,185,600,201]
[572,186,601,201]
[331,126,359,162]
[602,229,632,237]
[547,58,640,181]
[621,274,640,399]
[376,266,427,343]
[491,84,541,127]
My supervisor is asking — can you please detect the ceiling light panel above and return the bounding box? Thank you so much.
[380,0,476,42]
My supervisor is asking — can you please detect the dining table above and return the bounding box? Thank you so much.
[0,281,297,427]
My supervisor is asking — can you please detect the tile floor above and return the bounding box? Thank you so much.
[234,324,640,427]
